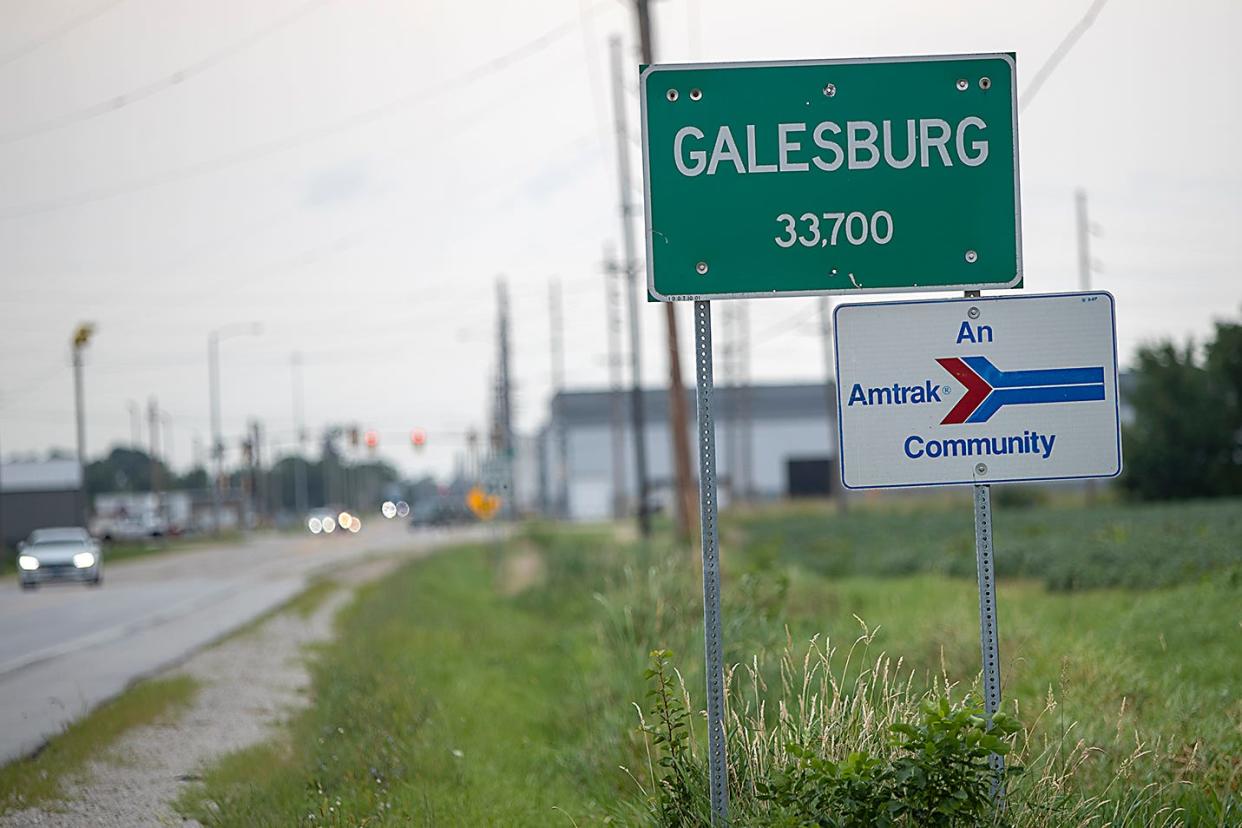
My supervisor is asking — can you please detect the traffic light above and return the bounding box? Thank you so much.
[410,428,427,450]
[365,429,379,449]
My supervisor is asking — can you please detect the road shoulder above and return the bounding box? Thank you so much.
[0,556,401,828]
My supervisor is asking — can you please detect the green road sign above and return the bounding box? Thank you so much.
[640,54,1021,301]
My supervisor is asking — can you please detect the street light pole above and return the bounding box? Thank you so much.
[207,323,262,534]
[208,332,221,533]
[71,324,94,524]
[292,353,309,516]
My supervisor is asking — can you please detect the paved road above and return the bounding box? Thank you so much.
[0,522,475,764]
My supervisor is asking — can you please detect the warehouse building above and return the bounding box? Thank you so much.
[538,383,837,522]
[0,458,84,548]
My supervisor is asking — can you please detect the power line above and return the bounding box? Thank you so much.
[0,0,129,70]
[752,300,821,346]
[0,0,331,146]
[0,362,70,411]
[1019,0,1111,112]
[576,0,612,155]
[0,2,608,222]
[2,126,598,312]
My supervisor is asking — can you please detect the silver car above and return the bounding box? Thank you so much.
[17,527,103,590]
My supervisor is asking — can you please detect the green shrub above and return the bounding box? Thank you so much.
[639,645,1021,827]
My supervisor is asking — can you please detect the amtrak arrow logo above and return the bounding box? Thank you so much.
[936,356,1106,424]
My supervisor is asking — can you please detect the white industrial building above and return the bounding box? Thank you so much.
[532,371,1140,521]
[537,383,838,522]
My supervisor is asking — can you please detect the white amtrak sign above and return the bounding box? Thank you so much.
[834,292,1122,489]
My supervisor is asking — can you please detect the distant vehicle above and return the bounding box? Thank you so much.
[408,497,471,528]
[306,506,361,536]
[90,492,189,541]
[92,513,164,542]
[16,527,103,589]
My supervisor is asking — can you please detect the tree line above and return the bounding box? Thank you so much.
[1123,315,1241,500]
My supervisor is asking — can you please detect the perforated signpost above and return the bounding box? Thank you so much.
[834,293,1122,798]
[641,53,1042,824]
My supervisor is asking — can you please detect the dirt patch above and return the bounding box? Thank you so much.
[500,548,544,595]
[0,557,406,828]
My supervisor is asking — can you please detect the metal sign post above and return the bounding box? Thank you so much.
[639,52,1045,826]
[972,482,1004,792]
[833,290,1123,805]
[964,286,1004,796]
[964,286,1004,795]
[693,300,729,824]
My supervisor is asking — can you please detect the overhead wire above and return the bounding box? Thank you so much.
[576,0,612,155]
[751,301,822,347]
[0,3,611,444]
[2,125,600,312]
[0,0,129,70]
[0,0,611,222]
[1,55,599,299]
[1019,0,1111,111]
[0,0,332,146]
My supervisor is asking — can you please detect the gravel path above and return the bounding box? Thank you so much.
[2,556,402,827]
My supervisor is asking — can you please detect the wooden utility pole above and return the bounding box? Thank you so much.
[1075,189,1092,292]
[549,278,568,518]
[148,397,161,495]
[632,0,696,542]
[608,36,651,538]
[603,246,629,519]
[495,279,516,518]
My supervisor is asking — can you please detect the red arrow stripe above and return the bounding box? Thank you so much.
[937,357,992,424]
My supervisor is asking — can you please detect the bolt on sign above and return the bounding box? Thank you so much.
[640,54,1020,301]
[834,292,1122,489]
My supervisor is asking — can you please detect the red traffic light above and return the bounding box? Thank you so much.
[410,428,427,449]
[364,429,379,449]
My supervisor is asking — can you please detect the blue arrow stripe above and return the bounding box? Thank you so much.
[963,356,1104,388]
[966,384,1106,423]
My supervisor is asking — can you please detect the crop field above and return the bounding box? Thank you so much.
[177,496,1240,826]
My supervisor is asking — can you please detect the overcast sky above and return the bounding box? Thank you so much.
[1,0,1238,478]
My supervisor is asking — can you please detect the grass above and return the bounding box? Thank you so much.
[217,578,342,647]
[176,497,1241,825]
[0,675,200,815]
[177,543,625,825]
[732,494,1242,590]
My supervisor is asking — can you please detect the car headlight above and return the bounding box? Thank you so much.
[73,551,96,569]
[18,555,39,571]
[322,516,336,533]
[308,517,322,534]
[337,512,352,530]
